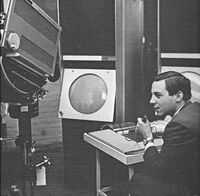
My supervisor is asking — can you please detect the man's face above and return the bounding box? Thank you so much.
[150,80,177,117]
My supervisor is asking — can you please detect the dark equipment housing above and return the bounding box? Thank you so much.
[1,0,62,104]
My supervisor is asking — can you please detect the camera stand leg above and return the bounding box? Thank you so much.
[9,102,39,196]
[18,114,34,196]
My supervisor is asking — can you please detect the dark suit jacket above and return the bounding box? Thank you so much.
[143,101,200,195]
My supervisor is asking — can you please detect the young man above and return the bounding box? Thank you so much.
[131,71,200,196]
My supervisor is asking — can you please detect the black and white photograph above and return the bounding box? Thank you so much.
[1,0,200,196]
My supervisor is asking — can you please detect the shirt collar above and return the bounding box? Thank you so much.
[173,101,190,117]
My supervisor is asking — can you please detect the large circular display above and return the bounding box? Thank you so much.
[69,74,108,114]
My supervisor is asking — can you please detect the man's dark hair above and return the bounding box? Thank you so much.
[154,71,191,101]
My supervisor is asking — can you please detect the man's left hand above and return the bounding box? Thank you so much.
[136,117,153,140]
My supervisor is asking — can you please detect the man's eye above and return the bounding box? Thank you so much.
[155,94,162,98]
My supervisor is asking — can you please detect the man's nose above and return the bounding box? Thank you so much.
[150,96,155,104]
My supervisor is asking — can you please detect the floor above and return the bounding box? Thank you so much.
[1,138,139,196]
[1,142,95,196]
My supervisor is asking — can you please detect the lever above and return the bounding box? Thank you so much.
[36,156,51,168]
[142,115,148,123]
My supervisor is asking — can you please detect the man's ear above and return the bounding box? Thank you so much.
[175,91,184,102]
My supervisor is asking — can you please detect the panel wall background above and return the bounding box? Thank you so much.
[60,0,115,55]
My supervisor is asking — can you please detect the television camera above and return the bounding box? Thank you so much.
[1,0,62,105]
[1,0,62,195]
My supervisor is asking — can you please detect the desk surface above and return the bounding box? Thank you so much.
[84,129,163,165]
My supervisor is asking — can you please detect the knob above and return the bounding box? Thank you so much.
[7,32,20,50]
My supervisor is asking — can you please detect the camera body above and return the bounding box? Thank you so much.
[1,0,62,104]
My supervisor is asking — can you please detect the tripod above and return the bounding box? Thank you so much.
[6,102,50,196]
